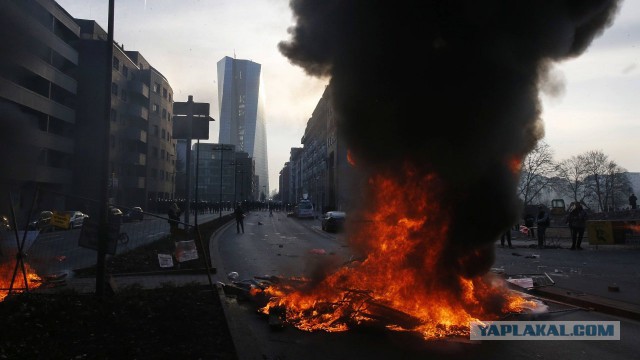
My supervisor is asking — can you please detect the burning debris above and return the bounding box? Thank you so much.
[265,0,622,339]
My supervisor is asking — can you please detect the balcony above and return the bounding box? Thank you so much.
[125,152,146,166]
[123,176,145,189]
[124,128,147,143]
[129,80,150,99]
[129,104,149,121]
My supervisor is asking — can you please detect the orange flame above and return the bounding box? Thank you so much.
[1,260,42,302]
[258,168,539,339]
[507,156,522,174]
[346,149,356,166]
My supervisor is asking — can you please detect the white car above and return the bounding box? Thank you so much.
[63,211,88,229]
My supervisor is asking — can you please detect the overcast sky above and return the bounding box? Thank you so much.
[56,0,639,193]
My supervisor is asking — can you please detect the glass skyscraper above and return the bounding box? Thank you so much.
[217,56,269,198]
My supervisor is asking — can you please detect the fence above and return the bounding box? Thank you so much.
[1,186,234,301]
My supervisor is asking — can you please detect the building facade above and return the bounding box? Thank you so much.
[280,85,351,213]
[0,0,80,218]
[74,20,176,211]
[191,143,254,205]
[217,56,268,200]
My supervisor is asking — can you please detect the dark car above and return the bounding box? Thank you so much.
[321,211,346,233]
[28,211,53,231]
[123,207,144,222]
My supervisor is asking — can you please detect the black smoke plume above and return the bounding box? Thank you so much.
[279,0,621,277]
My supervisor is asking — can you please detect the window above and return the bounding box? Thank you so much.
[152,146,158,158]
[110,109,117,122]
[168,93,172,101]
[153,82,160,93]
[152,103,159,113]
[162,108,166,119]
[163,88,167,98]
[111,82,118,95]
[153,125,159,136]
[122,65,129,78]
[161,128,165,139]
[112,56,119,71]
[120,89,128,102]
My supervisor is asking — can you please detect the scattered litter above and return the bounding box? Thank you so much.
[175,240,199,262]
[490,267,505,274]
[258,222,263,225]
[506,277,534,289]
[157,254,173,268]
[524,254,539,259]
[511,252,522,256]
[56,255,66,262]
[278,244,283,248]
[309,248,326,255]
[227,271,239,280]
[608,284,620,292]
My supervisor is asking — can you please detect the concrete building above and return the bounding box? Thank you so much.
[0,0,80,217]
[217,56,269,200]
[191,143,254,205]
[291,85,350,214]
[74,20,176,210]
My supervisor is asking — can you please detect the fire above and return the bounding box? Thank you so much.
[0,260,42,302]
[507,156,522,174]
[257,168,540,339]
[346,149,356,166]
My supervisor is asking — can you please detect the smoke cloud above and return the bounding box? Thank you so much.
[279,0,621,277]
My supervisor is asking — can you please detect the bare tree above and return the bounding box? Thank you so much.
[581,150,630,212]
[602,161,630,211]
[517,141,556,205]
[555,154,591,205]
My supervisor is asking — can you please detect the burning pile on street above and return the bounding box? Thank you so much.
[250,167,544,339]
[0,259,42,302]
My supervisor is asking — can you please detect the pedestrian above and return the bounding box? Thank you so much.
[168,202,181,236]
[524,214,535,238]
[535,205,550,249]
[629,193,637,210]
[500,229,513,248]
[234,203,245,234]
[566,203,588,250]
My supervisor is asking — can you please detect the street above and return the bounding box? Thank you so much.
[211,211,640,360]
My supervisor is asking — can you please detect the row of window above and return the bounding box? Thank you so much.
[152,82,172,101]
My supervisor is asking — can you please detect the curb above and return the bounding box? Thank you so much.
[529,286,640,321]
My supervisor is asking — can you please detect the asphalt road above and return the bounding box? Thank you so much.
[211,211,640,360]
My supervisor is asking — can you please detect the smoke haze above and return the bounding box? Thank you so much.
[279,0,622,277]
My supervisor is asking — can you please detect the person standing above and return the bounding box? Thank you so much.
[629,193,637,210]
[500,229,513,248]
[167,202,181,236]
[536,205,550,249]
[234,203,245,234]
[566,203,588,250]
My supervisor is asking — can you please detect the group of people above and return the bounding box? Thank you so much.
[166,201,247,235]
[502,202,588,250]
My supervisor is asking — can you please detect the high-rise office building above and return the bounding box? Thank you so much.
[217,56,269,200]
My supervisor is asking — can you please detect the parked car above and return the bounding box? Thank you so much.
[321,211,346,233]
[294,200,314,219]
[28,211,53,231]
[64,211,88,229]
[123,207,144,222]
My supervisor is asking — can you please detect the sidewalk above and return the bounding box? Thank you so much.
[494,231,640,320]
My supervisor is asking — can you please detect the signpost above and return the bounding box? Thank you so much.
[172,95,214,226]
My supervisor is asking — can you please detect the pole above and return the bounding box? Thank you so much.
[219,145,224,218]
[183,95,193,227]
[96,0,115,297]
[194,139,200,227]
[233,162,237,206]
